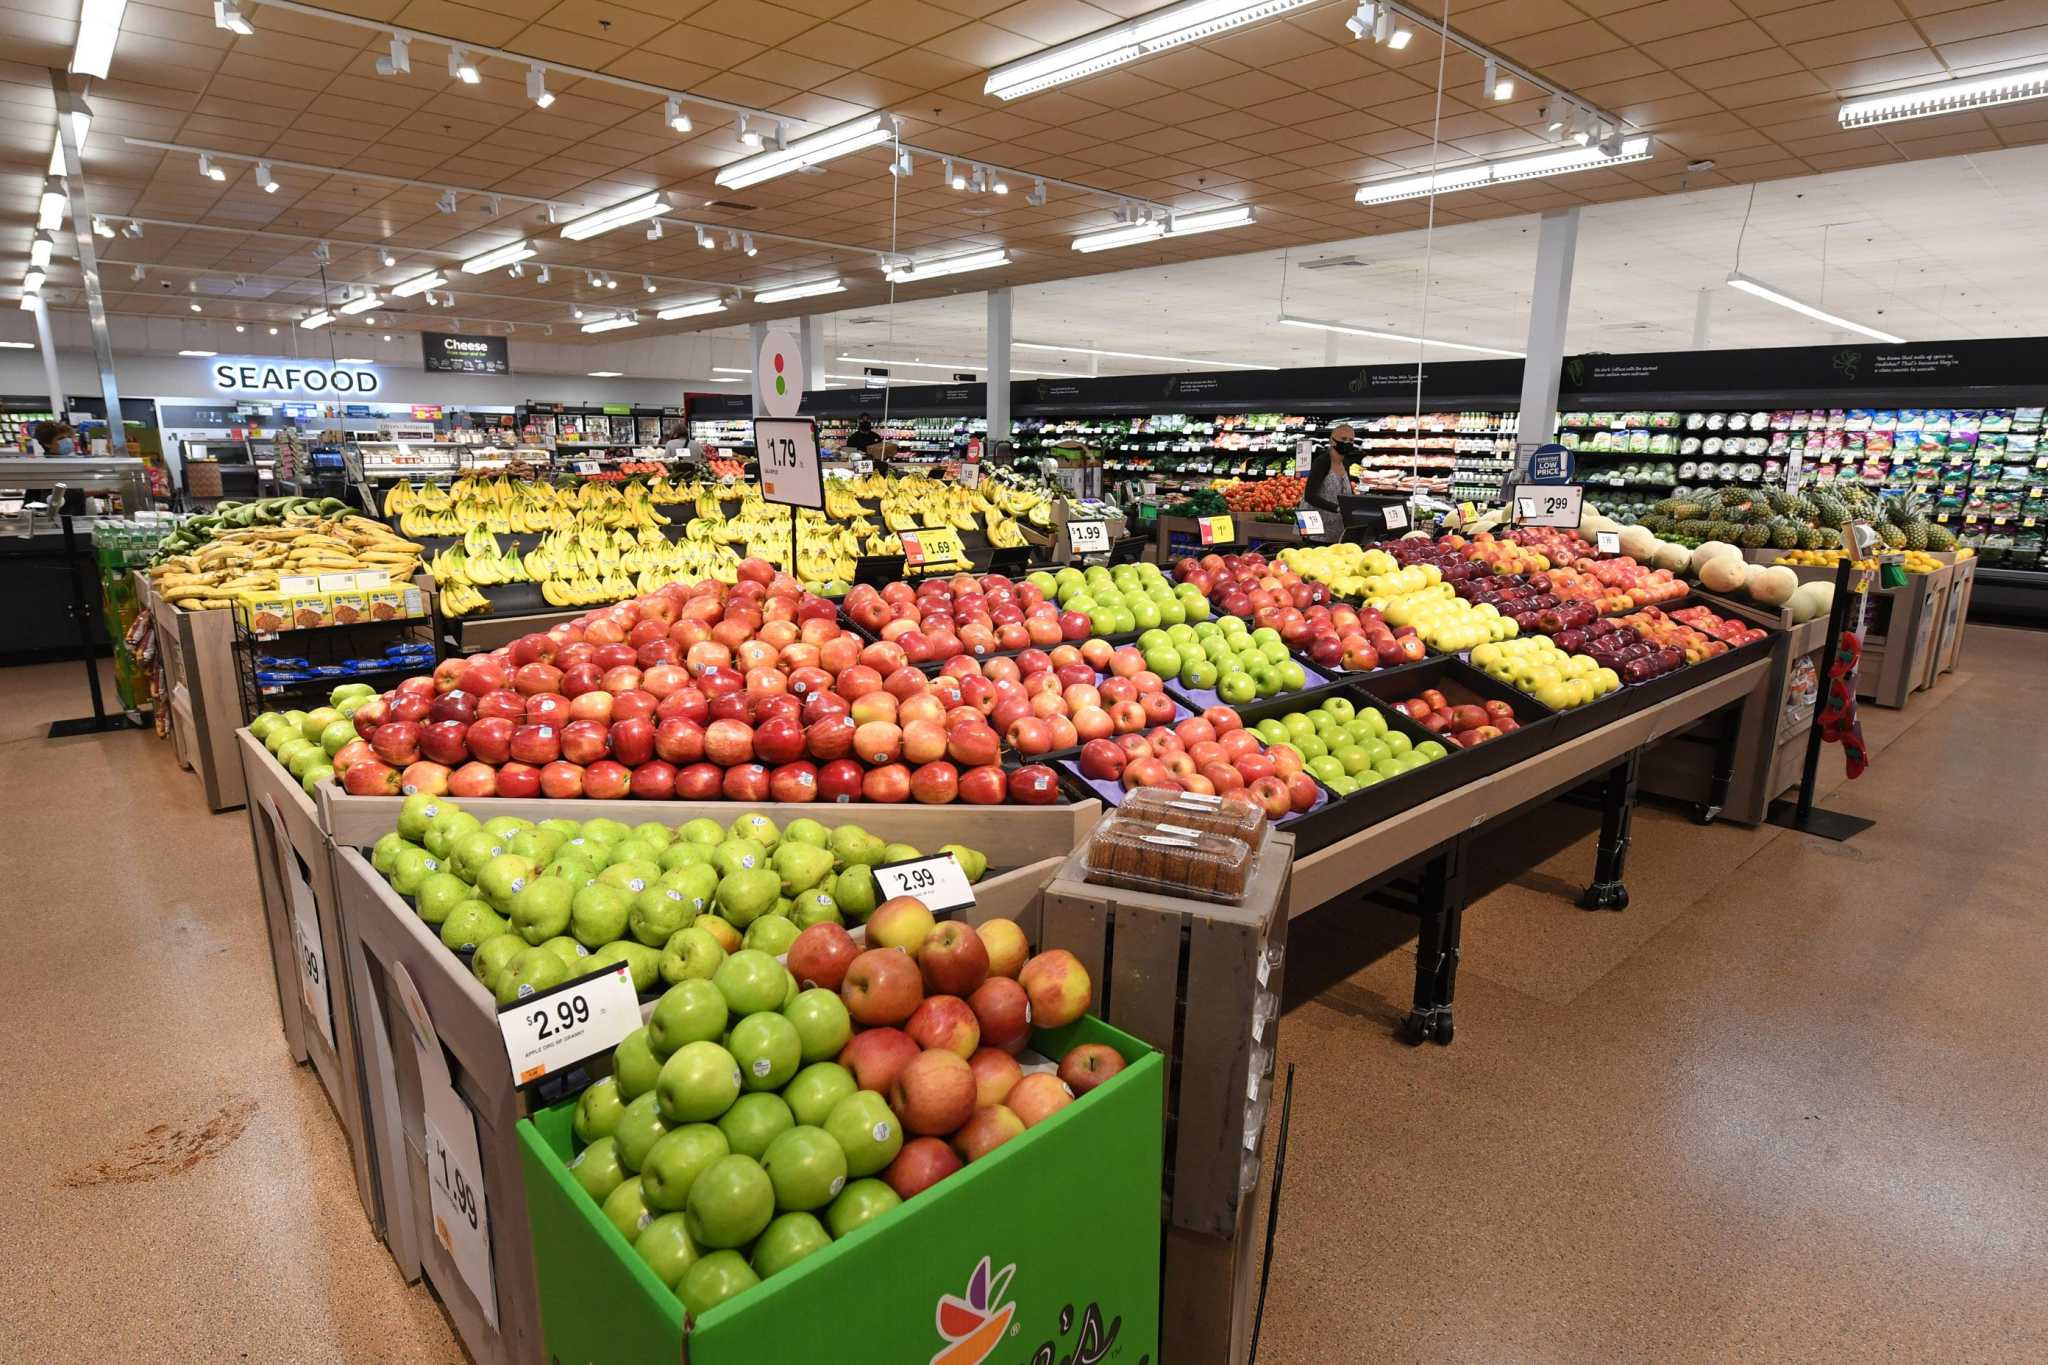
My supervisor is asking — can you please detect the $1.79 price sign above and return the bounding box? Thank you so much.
[873,852,976,915]
[496,962,640,1085]
[754,417,823,510]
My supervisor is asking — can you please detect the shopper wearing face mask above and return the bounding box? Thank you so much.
[29,420,78,456]
[1303,423,1356,540]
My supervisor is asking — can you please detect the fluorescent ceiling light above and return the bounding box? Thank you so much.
[753,277,844,304]
[24,270,47,294]
[835,354,1070,378]
[48,107,92,176]
[1724,271,1903,345]
[985,0,1317,100]
[560,192,669,241]
[0,341,35,348]
[71,0,127,77]
[1015,341,1274,370]
[337,292,382,315]
[390,271,447,298]
[301,311,334,329]
[886,248,1010,283]
[38,182,66,231]
[461,241,536,274]
[334,357,372,364]
[582,315,638,334]
[1840,63,2048,128]
[588,370,623,377]
[1356,135,1650,204]
[656,299,727,321]
[29,235,53,270]
[712,367,752,374]
[715,114,895,190]
[824,372,916,385]
[1278,315,1523,358]
[178,349,218,356]
[1071,203,1254,252]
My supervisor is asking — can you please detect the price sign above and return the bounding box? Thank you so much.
[1383,504,1409,531]
[1457,501,1478,524]
[497,962,640,1086]
[1068,520,1110,553]
[1785,450,1805,490]
[1511,484,1583,528]
[572,460,599,475]
[959,463,981,488]
[755,418,823,510]
[900,527,968,569]
[261,798,334,1050]
[1197,514,1235,545]
[1596,530,1621,555]
[1294,438,1313,474]
[1295,508,1324,536]
[873,853,976,915]
[390,963,496,1325]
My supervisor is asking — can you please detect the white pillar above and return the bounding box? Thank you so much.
[1515,207,1580,470]
[26,295,65,416]
[1323,329,1339,366]
[51,73,125,452]
[798,314,825,395]
[986,288,1012,445]
[1692,287,1713,349]
[748,320,768,414]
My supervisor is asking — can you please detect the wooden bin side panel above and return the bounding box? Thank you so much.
[236,733,309,1062]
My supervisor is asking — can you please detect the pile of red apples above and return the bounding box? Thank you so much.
[1075,710,1319,817]
[842,572,1088,662]
[938,639,1182,759]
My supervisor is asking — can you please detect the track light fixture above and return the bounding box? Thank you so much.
[970,166,988,193]
[312,240,331,265]
[991,175,1009,195]
[586,270,601,288]
[646,220,663,241]
[121,219,142,239]
[380,249,396,267]
[742,233,757,257]
[695,227,713,250]
[665,97,692,133]
[559,191,668,240]
[91,216,113,238]
[213,0,252,35]
[130,264,145,281]
[1027,179,1047,206]
[376,34,410,75]
[736,113,760,148]
[890,150,912,178]
[38,180,66,231]
[714,113,894,190]
[604,274,618,289]
[643,275,656,293]
[448,48,480,84]
[436,189,458,214]
[255,160,277,193]
[1484,57,1512,101]
[536,266,551,284]
[197,153,225,181]
[484,194,502,216]
[527,66,553,108]
[985,0,1319,99]
[29,234,52,270]
[948,160,966,191]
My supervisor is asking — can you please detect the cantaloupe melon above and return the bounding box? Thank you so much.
[1618,525,1659,560]
[1787,581,1835,622]
[1743,563,1766,592]
[1751,564,1799,607]
[1698,555,1747,594]
[1691,540,1742,572]
[1651,541,1691,574]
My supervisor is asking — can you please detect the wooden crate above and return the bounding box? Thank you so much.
[1162,1192,1265,1365]
[1930,553,1975,681]
[1749,553,1946,708]
[1036,834,1291,1241]
[150,590,247,810]
[235,730,386,1237]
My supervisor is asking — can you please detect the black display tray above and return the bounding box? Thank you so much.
[1548,628,1776,742]
[1344,655,1559,786]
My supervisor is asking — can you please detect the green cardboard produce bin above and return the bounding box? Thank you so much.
[518,1016,1162,1364]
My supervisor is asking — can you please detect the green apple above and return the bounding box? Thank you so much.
[1373,757,1406,781]
[568,1135,627,1203]
[782,818,829,848]
[761,1125,848,1213]
[713,949,787,1017]
[784,1063,857,1128]
[743,911,799,956]
[831,865,879,922]
[1333,744,1371,775]
[476,853,537,914]
[824,1090,901,1177]
[660,926,725,986]
[600,1175,653,1244]
[717,1092,794,1160]
[657,1040,742,1124]
[470,932,523,995]
[633,1211,700,1288]
[612,1027,662,1100]
[640,1122,731,1212]
[1415,739,1447,761]
[712,838,767,880]
[770,842,835,896]
[598,857,661,895]
[1321,697,1356,722]
[628,884,697,948]
[424,810,482,861]
[439,900,507,953]
[540,935,590,974]
[684,1154,775,1249]
[729,1012,801,1092]
[510,877,574,946]
[751,1211,830,1279]
[782,989,852,1064]
[1385,731,1412,758]
[1275,660,1308,691]
[495,946,568,1006]
[649,979,729,1058]
[788,889,840,928]
[1308,754,1344,783]
[371,832,413,877]
[1325,774,1359,796]
[574,1076,627,1144]
[571,883,634,948]
[715,868,780,928]
[396,792,448,841]
[319,717,357,757]
[412,872,471,926]
[1216,671,1256,704]
[613,1091,672,1172]
[677,1250,758,1316]
[678,817,725,846]
[825,1178,902,1239]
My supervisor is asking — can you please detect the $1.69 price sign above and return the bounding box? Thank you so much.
[496,962,640,1085]
[873,852,976,915]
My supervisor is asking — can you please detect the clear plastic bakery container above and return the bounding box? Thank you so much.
[1115,786,1270,850]
[1082,817,1258,904]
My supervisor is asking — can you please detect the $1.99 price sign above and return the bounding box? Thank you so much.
[872,852,976,915]
[496,961,640,1085]
[1067,519,1110,553]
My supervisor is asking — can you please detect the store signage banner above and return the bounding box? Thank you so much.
[1559,338,2048,402]
[210,360,381,395]
[422,331,510,374]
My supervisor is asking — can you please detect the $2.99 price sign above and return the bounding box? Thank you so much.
[1512,483,1583,529]
[872,852,976,914]
[496,961,640,1085]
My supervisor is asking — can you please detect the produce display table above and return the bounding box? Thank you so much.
[148,580,246,811]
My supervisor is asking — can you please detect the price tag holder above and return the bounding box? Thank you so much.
[1068,519,1110,553]
[496,962,640,1086]
[958,462,980,488]
[754,417,824,510]
[1383,504,1409,531]
[1294,508,1324,536]
[1294,438,1313,474]
[1596,530,1621,555]
[873,852,977,914]
[1511,484,1583,528]
[261,797,334,1050]
[900,526,968,570]
[1197,514,1235,545]
[390,962,496,1326]
[572,460,599,475]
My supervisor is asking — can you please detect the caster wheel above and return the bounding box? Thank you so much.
[1401,1013,1433,1046]
[1693,803,1721,826]
[1433,1012,1454,1045]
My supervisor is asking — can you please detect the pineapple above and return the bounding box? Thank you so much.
[1771,519,1800,550]
[1925,523,1958,551]
[1879,523,1907,550]
[1799,525,1830,551]
[1740,522,1770,549]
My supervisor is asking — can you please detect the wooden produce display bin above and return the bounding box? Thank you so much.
[235,730,386,1237]
[1019,832,1292,1365]
[149,581,247,810]
[1928,552,1975,684]
[1751,553,1949,708]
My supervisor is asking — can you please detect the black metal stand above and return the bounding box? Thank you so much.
[1579,750,1640,910]
[1766,555,1875,843]
[48,514,144,739]
[1400,842,1467,1045]
[1694,700,1744,825]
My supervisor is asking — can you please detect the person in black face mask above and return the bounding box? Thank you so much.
[1304,424,1356,539]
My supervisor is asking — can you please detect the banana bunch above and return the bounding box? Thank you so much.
[149,516,422,609]
[438,580,492,617]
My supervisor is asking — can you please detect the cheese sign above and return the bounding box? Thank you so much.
[1197,515,1235,545]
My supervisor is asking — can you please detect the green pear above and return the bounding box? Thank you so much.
[389,846,443,899]
[440,900,508,953]
[612,1027,662,1100]
[614,940,663,995]
[712,838,767,879]
[477,853,538,914]
[629,821,675,850]
[827,824,871,869]
[413,872,472,926]
[509,827,565,864]
[939,843,988,883]
[370,832,413,877]
[831,865,878,922]
[470,932,524,995]
[450,829,508,883]
[782,818,829,848]
[299,706,342,743]
[658,841,718,873]
[879,842,920,866]
[543,853,602,892]
[539,817,582,839]
[300,764,333,798]
[540,936,591,974]
[571,883,634,949]
[482,815,529,842]
[789,889,840,928]
[581,817,633,847]
[727,813,779,849]
[319,718,356,756]
[771,842,835,896]
[511,878,575,946]
[678,817,725,846]
[660,926,725,987]
[716,868,781,929]
[249,712,285,742]
[397,791,452,842]
[630,884,699,948]
[657,862,720,913]
[424,809,482,860]
[598,857,661,896]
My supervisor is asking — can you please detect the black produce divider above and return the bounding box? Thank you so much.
[1344,656,1559,784]
[1547,629,1776,743]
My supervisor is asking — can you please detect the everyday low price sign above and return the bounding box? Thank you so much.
[1067,520,1110,553]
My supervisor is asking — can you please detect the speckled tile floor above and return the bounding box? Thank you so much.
[1,630,2043,1364]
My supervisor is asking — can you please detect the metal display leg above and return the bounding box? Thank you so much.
[1695,702,1742,826]
[1579,750,1640,911]
[1401,840,1467,1046]
[48,513,144,739]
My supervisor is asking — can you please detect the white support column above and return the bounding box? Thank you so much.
[1692,287,1713,349]
[51,73,125,452]
[748,320,768,415]
[1324,329,1339,366]
[1516,206,1580,469]
[798,314,825,394]
[986,287,1012,446]
[26,295,65,417]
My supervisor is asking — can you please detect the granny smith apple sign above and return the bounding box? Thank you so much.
[496,961,640,1086]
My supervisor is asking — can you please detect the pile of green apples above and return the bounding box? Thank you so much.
[368,792,989,1003]
[1247,695,1448,796]
[249,681,381,797]
[1139,618,1310,702]
[1027,561,1212,636]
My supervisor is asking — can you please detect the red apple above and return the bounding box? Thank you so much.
[539,759,585,798]
[341,759,401,795]
[370,721,422,767]
[905,994,981,1058]
[967,1047,1022,1109]
[1058,1042,1126,1095]
[721,763,770,802]
[673,761,722,800]
[418,719,470,766]
[1007,1072,1075,1128]
[447,761,497,798]
[841,949,924,1027]
[918,921,989,997]
[968,976,1031,1054]
[788,923,859,992]
[883,1136,962,1201]
[768,760,818,803]
[494,760,541,797]
[703,718,755,766]
[909,761,959,805]
[889,1049,976,1137]
[817,759,864,803]
[838,1026,921,1093]
[957,765,1006,805]
[1007,765,1061,804]
[861,763,912,803]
